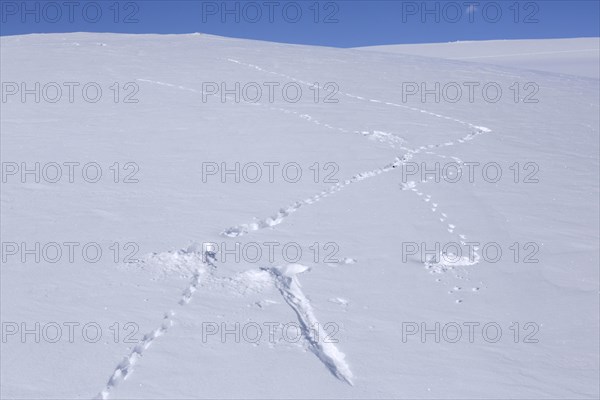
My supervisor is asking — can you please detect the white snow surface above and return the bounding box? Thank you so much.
[1,33,599,399]
[357,37,600,79]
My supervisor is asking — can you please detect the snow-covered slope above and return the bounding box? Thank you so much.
[1,33,599,399]
[357,38,600,79]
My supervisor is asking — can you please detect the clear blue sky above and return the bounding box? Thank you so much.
[1,0,599,47]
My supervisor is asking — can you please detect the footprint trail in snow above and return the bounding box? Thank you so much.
[111,61,495,397]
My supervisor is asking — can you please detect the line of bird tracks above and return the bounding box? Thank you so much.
[97,60,493,398]
[223,58,492,302]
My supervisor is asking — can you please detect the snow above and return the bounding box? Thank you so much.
[1,33,599,399]
[357,37,600,79]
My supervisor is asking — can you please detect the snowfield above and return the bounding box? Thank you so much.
[357,37,600,79]
[1,33,599,399]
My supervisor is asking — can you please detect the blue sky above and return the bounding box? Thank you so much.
[1,0,599,47]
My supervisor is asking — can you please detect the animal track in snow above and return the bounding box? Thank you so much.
[328,297,350,309]
[400,179,483,303]
[97,248,210,399]
[223,125,488,237]
[273,108,407,149]
[96,312,174,400]
[222,155,408,237]
[139,75,491,242]
[328,257,357,266]
[226,58,491,135]
[133,62,495,391]
[220,58,493,236]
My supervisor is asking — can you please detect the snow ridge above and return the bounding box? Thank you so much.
[265,264,354,386]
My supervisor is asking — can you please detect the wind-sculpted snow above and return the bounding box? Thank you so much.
[265,264,354,385]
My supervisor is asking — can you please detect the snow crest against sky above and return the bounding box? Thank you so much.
[0,0,599,46]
